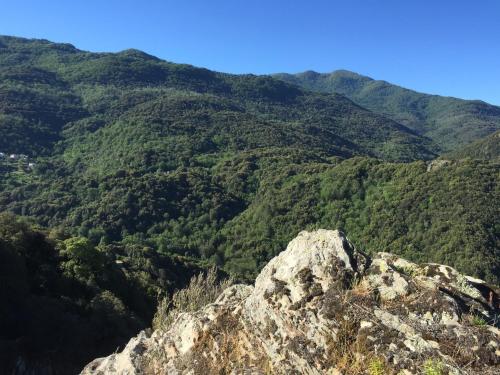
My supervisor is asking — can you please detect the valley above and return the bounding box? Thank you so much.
[0,35,498,374]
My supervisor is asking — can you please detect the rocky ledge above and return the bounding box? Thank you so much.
[82,230,500,374]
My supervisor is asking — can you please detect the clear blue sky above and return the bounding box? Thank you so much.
[1,0,499,104]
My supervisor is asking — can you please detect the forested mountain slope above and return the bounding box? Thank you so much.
[444,130,500,160]
[0,35,497,283]
[0,35,435,161]
[274,70,500,152]
[0,35,499,373]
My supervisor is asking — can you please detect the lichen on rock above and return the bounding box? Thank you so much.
[82,230,500,375]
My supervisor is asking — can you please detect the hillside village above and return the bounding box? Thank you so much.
[0,152,36,170]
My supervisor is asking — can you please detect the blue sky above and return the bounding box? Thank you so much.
[1,0,499,104]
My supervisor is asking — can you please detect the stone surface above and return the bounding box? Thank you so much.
[83,331,149,375]
[81,230,500,375]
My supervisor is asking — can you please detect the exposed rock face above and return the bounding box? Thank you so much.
[82,230,500,374]
[427,159,452,172]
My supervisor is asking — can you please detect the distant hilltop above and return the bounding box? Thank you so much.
[273,70,500,153]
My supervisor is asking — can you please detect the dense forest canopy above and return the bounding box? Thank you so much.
[274,70,500,152]
[0,35,499,373]
[444,130,500,161]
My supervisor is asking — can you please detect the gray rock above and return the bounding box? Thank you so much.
[81,230,500,374]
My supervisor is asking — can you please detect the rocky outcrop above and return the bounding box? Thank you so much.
[427,159,452,172]
[82,230,500,374]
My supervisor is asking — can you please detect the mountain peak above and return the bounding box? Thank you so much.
[0,34,77,51]
[274,69,500,151]
[117,48,160,61]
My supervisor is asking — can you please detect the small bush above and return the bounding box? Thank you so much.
[470,314,488,327]
[423,359,444,375]
[368,357,386,375]
[152,267,232,331]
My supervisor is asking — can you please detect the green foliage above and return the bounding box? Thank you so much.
[470,314,488,327]
[0,35,434,161]
[219,157,500,284]
[60,237,105,283]
[0,213,202,374]
[368,358,386,375]
[423,359,444,375]
[444,130,500,161]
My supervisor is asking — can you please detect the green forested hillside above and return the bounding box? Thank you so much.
[0,36,499,373]
[274,70,500,152]
[217,156,500,282]
[0,36,435,160]
[2,148,498,284]
[444,130,500,161]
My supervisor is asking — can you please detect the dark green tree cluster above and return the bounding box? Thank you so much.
[444,130,500,161]
[0,213,202,374]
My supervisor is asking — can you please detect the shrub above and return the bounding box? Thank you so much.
[470,314,488,327]
[368,358,386,375]
[423,359,444,375]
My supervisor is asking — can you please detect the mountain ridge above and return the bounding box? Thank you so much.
[274,69,500,152]
[278,68,497,103]
[0,35,436,161]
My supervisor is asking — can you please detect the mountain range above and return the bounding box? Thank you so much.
[0,35,499,373]
[274,70,500,152]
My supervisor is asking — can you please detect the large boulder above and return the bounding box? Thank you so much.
[82,230,500,374]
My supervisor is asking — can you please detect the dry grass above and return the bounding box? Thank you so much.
[326,314,394,375]
[152,267,233,331]
[323,282,397,375]
[327,317,364,373]
[144,267,233,374]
